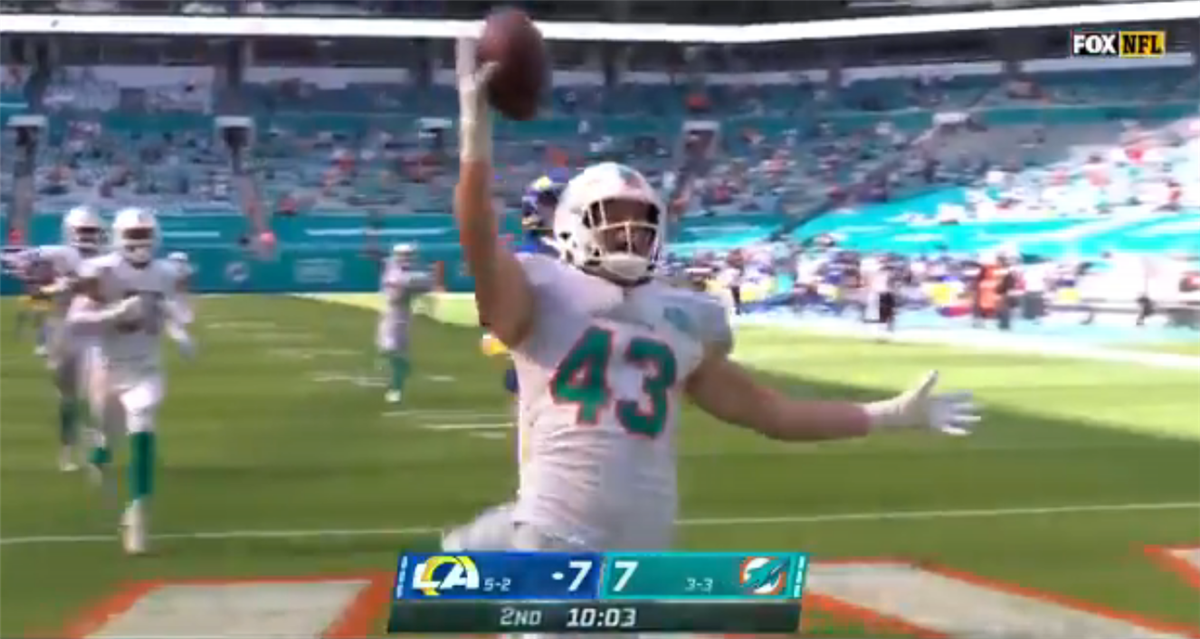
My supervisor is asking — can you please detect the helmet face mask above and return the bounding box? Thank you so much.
[62,206,105,255]
[392,243,415,266]
[555,163,664,286]
[112,208,159,265]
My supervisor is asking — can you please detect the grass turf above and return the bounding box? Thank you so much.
[1,295,1197,636]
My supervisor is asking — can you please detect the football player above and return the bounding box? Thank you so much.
[10,206,108,471]
[15,253,54,356]
[67,207,189,554]
[378,243,436,404]
[443,38,979,557]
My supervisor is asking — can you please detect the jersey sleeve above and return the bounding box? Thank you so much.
[691,293,734,357]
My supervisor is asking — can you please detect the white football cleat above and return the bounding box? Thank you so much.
[34,344,47,357]
[58,446,80,472]
[385,390,402,404]
[121,501,148,555]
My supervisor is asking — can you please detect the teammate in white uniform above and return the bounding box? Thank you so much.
[16,206,108,471]
[67,207,189,555]
[377,243,436,404]
[446,37,980,568]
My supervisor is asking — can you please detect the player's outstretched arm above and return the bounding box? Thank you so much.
[64,288,141,332]
[454,37,535,346]
[63,265,142,331]
[686,356,979,440]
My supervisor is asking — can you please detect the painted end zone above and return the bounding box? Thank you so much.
[804,560,1200,639]
[64,574,392,638]
[1146,544,1200,591]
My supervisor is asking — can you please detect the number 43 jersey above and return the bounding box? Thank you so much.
[510,253,732,548]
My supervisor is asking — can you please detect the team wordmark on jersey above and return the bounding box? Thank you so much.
[663,306,696,336]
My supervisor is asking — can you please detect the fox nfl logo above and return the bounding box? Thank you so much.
[1070,31,1166,58]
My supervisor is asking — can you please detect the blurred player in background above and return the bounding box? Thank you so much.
[481,171,566,412]
[445,38,979,556]
[8,206,108,471]
[378,243,438,404]
[14,252,54,356]
[67,207,194,555]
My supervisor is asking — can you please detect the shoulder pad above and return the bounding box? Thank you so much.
[515,252,564,287]
[662,288,732,356]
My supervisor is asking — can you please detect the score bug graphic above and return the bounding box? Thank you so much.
[738,556,789,595]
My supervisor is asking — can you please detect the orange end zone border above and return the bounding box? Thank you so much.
[1146,544,1200,591]
[62,572,395,639]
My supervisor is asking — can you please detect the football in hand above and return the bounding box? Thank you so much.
[476,8,547,121]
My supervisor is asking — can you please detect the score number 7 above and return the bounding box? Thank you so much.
[610,560,638,592]
[566,560,593,591]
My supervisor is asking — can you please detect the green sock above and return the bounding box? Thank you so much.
[58,399,78,446]
[89,445,112,467]
[129,432,156,500]
[389,354,410,392]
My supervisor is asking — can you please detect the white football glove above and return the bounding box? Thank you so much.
[864,371,979,436]
[455,37,499,163]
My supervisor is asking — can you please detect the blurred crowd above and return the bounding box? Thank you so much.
[3,60,1198,218]
[666,238,1200,331]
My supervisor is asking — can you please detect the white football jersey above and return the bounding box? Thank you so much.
[380,260,432,323]
[79,253,178,372]
[510,253,731,547]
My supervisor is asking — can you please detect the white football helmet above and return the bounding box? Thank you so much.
[61,206,105,254]
[553,162,665,284]
[112,207,159,265]
[392,243,415,266]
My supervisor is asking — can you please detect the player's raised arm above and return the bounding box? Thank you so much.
[454,36,536,347]
[686,352,979,441]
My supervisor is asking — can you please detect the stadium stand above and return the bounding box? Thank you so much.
[1,3,1197,322]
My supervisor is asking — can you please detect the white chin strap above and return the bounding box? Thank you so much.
[599,253,652,282]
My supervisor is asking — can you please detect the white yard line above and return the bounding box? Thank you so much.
[420,422,511,431]
[738,319,1200,371]
[384,410,508,419]
[1,501,1194,546]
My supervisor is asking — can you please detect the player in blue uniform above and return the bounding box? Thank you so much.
[481,171,567,397]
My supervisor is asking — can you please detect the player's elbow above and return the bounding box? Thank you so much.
[476,304,531,349]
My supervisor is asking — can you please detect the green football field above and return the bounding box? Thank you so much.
[1,294,1198,637]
